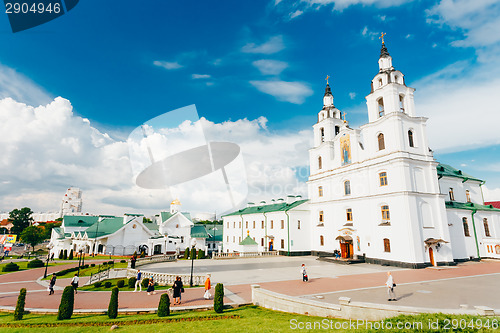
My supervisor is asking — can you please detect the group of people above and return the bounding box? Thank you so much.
[47,272,79,295]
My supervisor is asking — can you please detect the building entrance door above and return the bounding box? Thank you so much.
[340,240,353,259]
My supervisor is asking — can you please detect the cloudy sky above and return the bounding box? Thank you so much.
[0,0,499,216]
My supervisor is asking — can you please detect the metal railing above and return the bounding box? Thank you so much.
[212,251,279,259]
[88,262,114,284]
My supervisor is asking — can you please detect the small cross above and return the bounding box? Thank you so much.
[342,112,347,121]
[325,75,330,85]
[379,32,386,44]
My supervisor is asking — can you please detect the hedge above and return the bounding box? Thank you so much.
[27,259,44,268]
[184,248,189,259]
[14,288,26,321]
[127,277,136,288]
[63,250,67,260]
[141,278,150,288]
[120,259,126,263]
[190,248,196,260]
[116,280,125,288]
[93,282,102,288]
[68,251,73,260]
[104,281,112,288]
[157,293,170,317]
[2,262,20,272]
[214,283,224,313]
[57,286,74,320]
[107,287,119,319]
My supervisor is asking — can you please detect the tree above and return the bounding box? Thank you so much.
[143,217,152,223]
[214,283,224,313]
[68,250,73,260]
[57,286,74,320]
[63,249,68,260]
[107,287,119,319]
[9,207,34,235]
[190,247,197,260]
[14,288,26,320]
[20,226,45,253]
[157,293,170,317]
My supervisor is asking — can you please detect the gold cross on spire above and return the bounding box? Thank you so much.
[379,32,386,44]
[342,111,347,122]
[325,75,330,85]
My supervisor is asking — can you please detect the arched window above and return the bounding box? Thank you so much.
[378,79,383,87]
[344,180,351,195]
[378,98,385,117]
[318,186,323,197]
[381,205,390,220]
[383,238,391,252]
[320,128,325,142]
[318,156,322,169]
[346,208,353,221]
[319,211,324,224]
[462,217,470,237]
[378,133,385,150]
[399,95,405,112]
[466,190,471,203]
[484,218,491,237]
[320,235,324,246]
[449,188,455,201]
[379,172,388,186]
[335,125,340,135]
[408,130,414,147]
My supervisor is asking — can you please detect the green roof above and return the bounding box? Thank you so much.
[223,199,309,217]
[53,227,66,239]
[206,225,223,242]
[182,212,192,221]
[190,225,209,238]
[160,212,174,222]
[445,201,500,212]
[437,163,483,183]
[239,235,258,246]
[63,215,99,228]
[84,217,125,238]
[144,223,159,231]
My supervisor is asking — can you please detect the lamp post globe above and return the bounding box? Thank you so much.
[189,238,197,287]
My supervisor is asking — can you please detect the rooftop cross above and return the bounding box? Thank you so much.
[325,75,330,85]
[379,32,386,44]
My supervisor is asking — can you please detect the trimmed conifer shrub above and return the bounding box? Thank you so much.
[120,259,126,263]
[116,279,125,288]
[94,281,102,288]
[184,248,189,259]
[141,277,150,288]
[157,293,170,317]
[57,286,74,320]
[140,251,145,258]
[107,287,119,319]
[198,249,205,259]
[104,281,112,288]
[63,249,67,260]
[14,288,26,321]
[190,248,196,260]
[214,283,224,313]
[27,259,44,268]
[128,277,136,288]
[68,250,73,260]
[58,250,63,260]
[2,262,20,272]
[90,263,95,267]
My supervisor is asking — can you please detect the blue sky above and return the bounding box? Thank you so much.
[0,0,500,214]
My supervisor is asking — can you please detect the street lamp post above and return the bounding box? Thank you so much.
[77,249,82,276]
[189,238,197,287]
[43,251,50,278]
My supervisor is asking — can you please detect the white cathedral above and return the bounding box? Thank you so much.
[222,39,500,268]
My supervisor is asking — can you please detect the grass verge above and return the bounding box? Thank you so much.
[0,261,67,275]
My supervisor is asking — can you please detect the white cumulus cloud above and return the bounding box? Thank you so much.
[241,36,285,54]
[252,59,289,75]
[153,60,183,70]
[249,80,313,104]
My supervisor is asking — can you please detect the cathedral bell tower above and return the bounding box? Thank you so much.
[313,76,345,148]
[366,33,416,123]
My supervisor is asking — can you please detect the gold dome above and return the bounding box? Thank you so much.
[171,199,181,205]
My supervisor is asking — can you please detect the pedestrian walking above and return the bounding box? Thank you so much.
[147,277,156,295]
[71,274,79,294]
[386,272,396,301]
[172,276,183,305]
[48,273,57,295]
[130,255,136,269]
[301,264,308,282]
[134,269,142,292]
[203,274,211,299]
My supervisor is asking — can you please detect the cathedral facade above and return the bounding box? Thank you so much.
[222,41,500,268]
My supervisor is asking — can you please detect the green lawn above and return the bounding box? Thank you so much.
[0,261,67,275]
[0,306,498,332]
[43,262,128,280]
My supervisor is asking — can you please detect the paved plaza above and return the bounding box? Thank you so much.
[0,256,498,313]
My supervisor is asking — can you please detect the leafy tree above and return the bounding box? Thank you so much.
[41,222,62,239]
[214,283,224,313]
[107,287,119,319]
[14,288,26,320]
[9,207,34,235]
[143,217,153,223]
[57,286,74,320]
[157,293,170,317]
[20,226,45,253]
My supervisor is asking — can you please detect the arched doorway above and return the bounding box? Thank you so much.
[335,235,353,259]
[429,247,435,266]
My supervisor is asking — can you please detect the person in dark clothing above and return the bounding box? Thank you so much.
[172,276,183,305]
[147,277,156,295]
[48,273,57,295]
[130,256,136,269]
